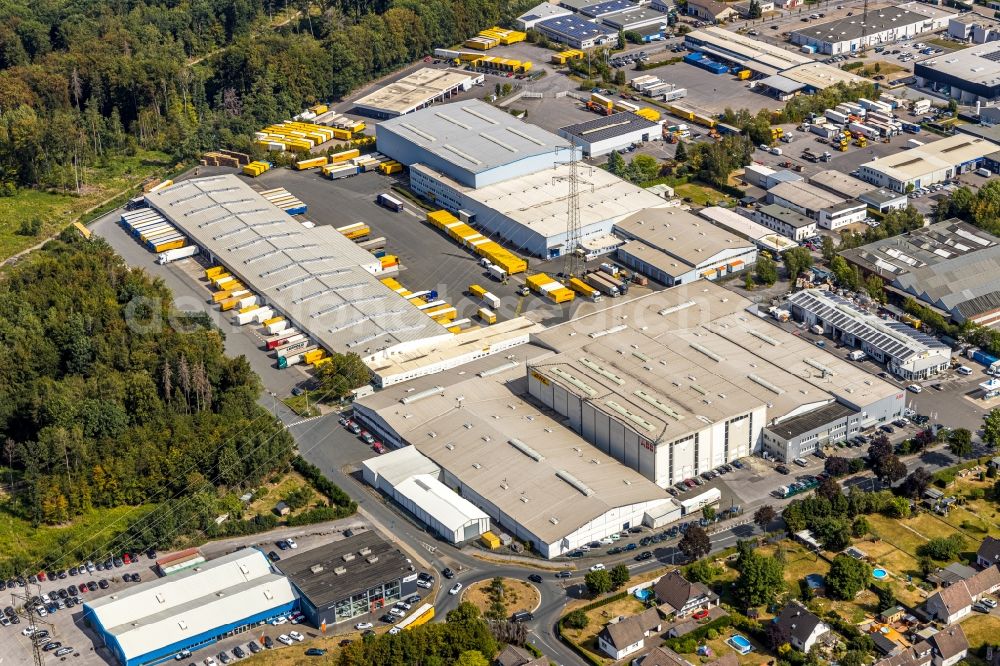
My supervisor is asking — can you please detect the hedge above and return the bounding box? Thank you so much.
[292,456,355,510]
[663,615,733,650]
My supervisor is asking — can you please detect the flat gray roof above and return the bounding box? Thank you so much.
[893,244,1000,311]
[769,181,847,211]
[532,281,899,432]
[916,41,1000,87]
[602,6,670,29]
[354,352,670,545]
[758,203,815,229]
[277,532,411,608]
[353,68,476,115]
[539,14,618,41]
[792,8,935,43]
[146,176,449,356]
[378,99,569,174]
[809,170,876,199]
[613,207,753,267]
[560,112,659,145]
[760,75,805,94]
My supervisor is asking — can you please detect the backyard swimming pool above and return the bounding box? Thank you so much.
[873,568,888,580]
[728,635,753,655]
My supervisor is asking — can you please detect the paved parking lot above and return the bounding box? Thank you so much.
[635,60,779,116]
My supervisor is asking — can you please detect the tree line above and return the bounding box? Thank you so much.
[0,233,300,574]
[0,0,534,193]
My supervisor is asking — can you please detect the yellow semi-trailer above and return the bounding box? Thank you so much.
[478,307,497,324]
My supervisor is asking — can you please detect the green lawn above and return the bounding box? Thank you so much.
[0,150,174,261]
[0,503,157,573]
[673,182,736,207]
[925,37,970,51]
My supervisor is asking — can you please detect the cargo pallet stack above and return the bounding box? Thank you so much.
[426,210,527,276]
[201,150,250,168]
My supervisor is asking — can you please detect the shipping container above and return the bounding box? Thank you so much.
[526,273,575,303]
[232,306,261,326]
[330,148,361,163]
[585,271,621,297]
[336,222,370,240]
[487,264,507,281]
[157,245,199,264]
[478,307,497,324]
[276,340,311,360]
[377,192,404,212]
[481,291,501,310]
[294,156,328,170]
[265,319,288,335]
[205,266,226,279]
[151,236,186,253]
[469,284,487,299]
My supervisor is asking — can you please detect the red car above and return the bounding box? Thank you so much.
[123,553,131,565]
[692,609,709,620]
[373,442,386,454]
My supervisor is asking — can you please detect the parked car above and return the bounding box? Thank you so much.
[355,622,374,630]
[305,648,327,656]
[232,646,246,659]
[289,631,305,642]
[55,647,75,657]
[277,634,294,646]
[247,641,261,654]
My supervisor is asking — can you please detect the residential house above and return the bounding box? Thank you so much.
[495,644,548,666]
[733,0,775,16]
[775,0,803,7]
[653,570,719,617]
[876,640,934,666]
[685,0,737,22]
[773,601,830,653]
[925,564,1000,624]
[597,608,663,661]
[635,646,739,666]
[931,625,969,666]
[928,562,977,588]
[978,536,1000,569]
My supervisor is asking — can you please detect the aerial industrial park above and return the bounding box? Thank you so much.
[7,1,1000,666]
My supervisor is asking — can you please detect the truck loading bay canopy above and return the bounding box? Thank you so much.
[352,68,480,117]
[145,175,448,357]
[685,26,811,76]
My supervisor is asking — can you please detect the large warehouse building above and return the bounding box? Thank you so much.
[362,446,491,543]
[914,42,1000,103]
[613,207,758,285]
[684,26,811,76]
[528,282,904,473]
[352,68,484,118]
[85,549,297,666]
[789,7,945,55]
[275,532,417,627]
[352,353,676,558]
[378,100,667,258]
[786,289,952,379]
[145,176,453,367]
[855,134,1000,192]
[841,220,1000,326]
[376,100,574,189]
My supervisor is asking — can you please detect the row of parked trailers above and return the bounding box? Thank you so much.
[426,210,527,276]
[119,207,189,253]
[821,101,903,139]
[204,265,330,370]
[259,187,307,215]
[629,75,688,103]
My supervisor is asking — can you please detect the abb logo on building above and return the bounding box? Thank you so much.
[640,438,655,452]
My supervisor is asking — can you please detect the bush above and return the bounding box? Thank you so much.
[291,456,355,510]
[663,616,733,650]
[564,609,589,630]
[706,628,719,640]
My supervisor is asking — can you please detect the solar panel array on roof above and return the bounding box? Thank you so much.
[787,290,947,363]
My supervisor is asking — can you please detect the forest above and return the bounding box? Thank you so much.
[0,233,301,575]
[0,0,534,193]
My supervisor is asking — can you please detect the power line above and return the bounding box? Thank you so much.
[12,583,54,666]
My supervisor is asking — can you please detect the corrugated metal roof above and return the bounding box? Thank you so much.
[86,549,295,660]
[145,176,448,357]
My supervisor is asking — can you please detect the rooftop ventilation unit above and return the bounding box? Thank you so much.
[605,400,656,432]
[804,358,835,376]
[659,300,697,316]
[748,373,785,395]
[689,342,722,362]
[401,386,445,404]
[580,357,625,385]
[310,564,324,574]
[509,438,545,462]
[634,390,684,420]
[550,367,598,397]
[556,470,595,497]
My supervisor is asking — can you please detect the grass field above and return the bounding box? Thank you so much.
[673,631,766,666]
[673,182,736,207]
[247,471,322,518]
[0,150,174,261]
[0,503,157,573]
[462,578,540,617]
[926,37,970,51]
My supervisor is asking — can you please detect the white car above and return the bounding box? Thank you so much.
[598,537,614,546]
[270,616,287,625]
[355,622,374,630]
[277,634,293,646]
[908,384,922,393]
[389,608,406,617]
[395,601,411,611]
[416,580,432,589]
[449,582,463,595]
[389,626,402,635]
[285,537,298,549]
[590,563,606,572]
[204,659,217,666]
[289,631,304,642]
[983,598,998,609]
